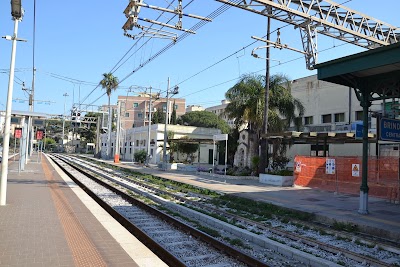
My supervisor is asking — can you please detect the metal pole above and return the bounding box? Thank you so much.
[163,78,170,171]
[146,87,153,165]
[359,91,371,214]
[14,136,16,161]
[114,101,121,163]
[225,138,228,175]
[1,18,20,206]
[212,140,215,174]
[95,117,100,158]
[62,93,68,152]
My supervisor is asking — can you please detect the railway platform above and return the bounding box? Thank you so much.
[0,153,167,267]
[99,158,400,243]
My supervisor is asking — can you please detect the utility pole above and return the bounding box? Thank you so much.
[114,101,121,163]
[146,87,153,166]
[259,12,271,174]
[62,93,69,152]
[162,79,179,171]
[163,78,170,171]
[1,0,24,206]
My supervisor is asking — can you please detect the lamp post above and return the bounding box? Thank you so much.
[62,93,69,151]
[1,0,24,206]
[162,78,179,171]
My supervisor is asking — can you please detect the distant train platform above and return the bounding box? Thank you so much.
[0,153,167,267]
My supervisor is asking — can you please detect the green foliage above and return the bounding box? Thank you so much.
[332,221,359,233]
[99,73,119,97]
[44,137,56,145]
[224,73,305,169]
[134,150,147,163]
[152,108,165,124]
[171,100,177,125]
[175,137,198,162]
[251,156,260,173]
[178,111,230,134]
[270,155,290,171]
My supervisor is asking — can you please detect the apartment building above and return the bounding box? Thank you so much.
[288,74,398,157]
[116,94,186,130]
[205,100,235,128]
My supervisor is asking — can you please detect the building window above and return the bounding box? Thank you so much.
[322,114,332,123]
[136,140,139,146]
[334,113,345,123]
[138,113,143,118]
[125,112,130,117]
[304,116,313,125]
[355,111,363,121]
[133,103,138,108]
[174,104,178,109]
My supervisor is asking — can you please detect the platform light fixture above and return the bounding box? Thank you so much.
[11,0,23,19]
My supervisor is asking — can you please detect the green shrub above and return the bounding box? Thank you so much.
[134,150,147,163]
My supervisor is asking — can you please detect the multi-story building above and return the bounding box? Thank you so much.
[186,105,205,113]
[205,100,236,128]
[117,94,186,130]
[288,74,398,158]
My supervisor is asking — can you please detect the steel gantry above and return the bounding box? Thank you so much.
[216,0,400,69]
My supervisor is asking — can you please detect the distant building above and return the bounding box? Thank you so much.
[101,124,221,164]
[205,100,235,128]
[117,94,186,130]
[186,105,205,113]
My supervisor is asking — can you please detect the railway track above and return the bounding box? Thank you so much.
[67,154,400,267]
[49,154,274,267]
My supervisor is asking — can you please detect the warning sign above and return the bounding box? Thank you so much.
[326,158,335,175]
[295,161,301,172]
[352,164,360,177]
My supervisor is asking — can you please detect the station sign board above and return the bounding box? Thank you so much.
[10,117,21,125]
[380,118,400,142]
[213,134,228,141]
[33,119,45,127]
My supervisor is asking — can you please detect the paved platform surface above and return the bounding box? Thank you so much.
[0,153,167,267]
[96,157,400,243]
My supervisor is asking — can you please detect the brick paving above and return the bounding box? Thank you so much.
[0,154,140,267]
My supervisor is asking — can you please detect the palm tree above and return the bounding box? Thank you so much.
[225,73,304,170]
[99,73,119,159]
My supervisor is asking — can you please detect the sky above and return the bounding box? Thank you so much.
[1,0,400,117]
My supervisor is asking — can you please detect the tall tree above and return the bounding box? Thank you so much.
[99,73,119,159]
[178,111,230,134]
[171,100,177,125]
[225,73,304,172]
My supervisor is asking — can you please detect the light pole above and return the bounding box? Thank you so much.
[162,78,179,171]
[62,93,69,152]
[114,101,121,163]
[1,0,24,206]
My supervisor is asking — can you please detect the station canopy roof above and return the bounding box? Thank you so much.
[315,42,400,101]
[262,131,376,144]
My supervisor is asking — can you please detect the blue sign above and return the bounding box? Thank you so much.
[380,118,400,142]
[355,123,363,140]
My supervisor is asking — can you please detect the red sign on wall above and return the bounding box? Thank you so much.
[14,128,22,139]
[36,130,44,140]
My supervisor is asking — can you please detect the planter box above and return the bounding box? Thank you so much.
[259,173,294,187]
[177,164,198,172]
